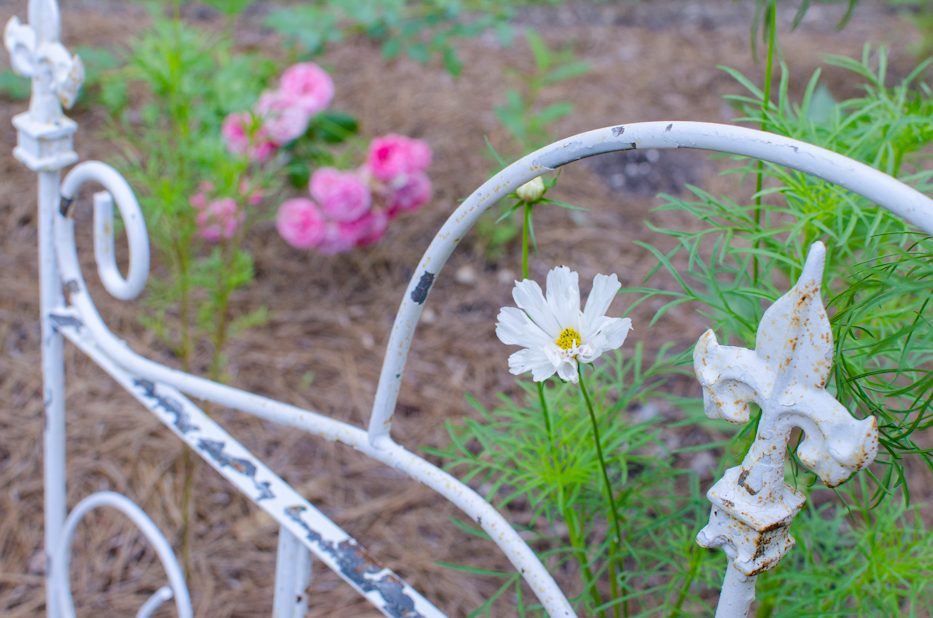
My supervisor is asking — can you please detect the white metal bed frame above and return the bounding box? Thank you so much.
[5,1,932,616]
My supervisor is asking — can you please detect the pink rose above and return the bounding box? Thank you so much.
[349,209,389,247]
[366,134,432,182]
[316,210,389,254]
[222,112,277,162]
[316,222,358,255]
[279,62,335,116]
[255,90,311,145]
[197,198,243,242]
[309,168,371,222]
[277,198,325,249]
[190,191,208,210]
[387,172,432,217]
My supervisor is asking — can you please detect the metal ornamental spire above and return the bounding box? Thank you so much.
[694,241,880,617]
[5,0,83,169]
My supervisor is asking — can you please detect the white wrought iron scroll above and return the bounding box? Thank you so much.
[6,0,932,616]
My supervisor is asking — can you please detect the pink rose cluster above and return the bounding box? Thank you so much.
[191,181,263,243]
[277,135,432,254]
[222,62,335,162]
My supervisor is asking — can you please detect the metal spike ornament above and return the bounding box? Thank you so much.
[694,242,879,617]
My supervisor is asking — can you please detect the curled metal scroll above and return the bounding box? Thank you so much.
[60,161,150,300]
[52,490,193,618]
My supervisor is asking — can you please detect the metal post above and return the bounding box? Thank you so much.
[715,563,755,618]
[273,526,313,617]
[5,1,84,615]
[39,168,66,618]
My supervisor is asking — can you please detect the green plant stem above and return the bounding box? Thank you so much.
[521,202,532,279]
[561,499,605,616]
[521,201,555,442]
[671,543,703,616]
[173,236,196,576]
[578,364,626,618]
[753,0,777,287]
[208,240,236,382]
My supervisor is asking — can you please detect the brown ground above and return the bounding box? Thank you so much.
[0,1,928,616]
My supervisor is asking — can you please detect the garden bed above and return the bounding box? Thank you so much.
[0,1,929,615]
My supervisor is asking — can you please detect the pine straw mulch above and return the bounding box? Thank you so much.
[0,1,927,615]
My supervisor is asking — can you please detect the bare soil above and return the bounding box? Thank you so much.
[0,1,927,616]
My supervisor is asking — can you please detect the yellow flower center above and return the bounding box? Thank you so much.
[555,327,582,351]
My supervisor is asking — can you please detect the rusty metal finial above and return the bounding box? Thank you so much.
[694,241,879,615]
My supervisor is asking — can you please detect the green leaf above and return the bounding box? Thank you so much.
[200,0,254,17]
[443,46,463,77]
[308,110,359,144]
[0,70,29,101]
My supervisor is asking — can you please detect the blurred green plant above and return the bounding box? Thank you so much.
[633,45,932,505]
[438,32,931,618]
[265,0,515,76]
[475,30,590,260]
[100,12,279,571]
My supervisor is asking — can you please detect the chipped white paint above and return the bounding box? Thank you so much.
[694,242,879,616]
[8,1,931,617]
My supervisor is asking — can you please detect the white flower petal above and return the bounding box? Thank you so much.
[579,317,632,363]
[496,307,551,348]
[601,317,633,350]
[582,273,621,327]
[545,266,580,329]
[513,279,562,337]
[556,358,578,383]
[508,348,558,382]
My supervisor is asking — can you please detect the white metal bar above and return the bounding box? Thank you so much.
[273,526,312,617]
[136,587,174,618]
[57,322,446,618]
[715,563,755,618]
[366,121,933,444]
[52,490,192,618]
[39,169,66,618]
[51,200,576,615]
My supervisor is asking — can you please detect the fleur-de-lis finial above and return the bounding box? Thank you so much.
[5,0,84,120]
[694,242,878,579]
[5,0,83,171]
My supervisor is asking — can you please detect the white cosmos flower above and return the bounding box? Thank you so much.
[496,266,633,383]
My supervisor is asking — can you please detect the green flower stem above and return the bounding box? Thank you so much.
[578,363,626,618]
[753,0,777,287]
[562,498,606,616]
[521,202,533,279]
[520,200,605,612]
[520,201,556,443]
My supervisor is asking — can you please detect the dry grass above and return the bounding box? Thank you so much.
[0,1,925,615]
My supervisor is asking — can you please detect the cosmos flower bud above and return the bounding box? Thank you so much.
[516,176,546,203]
